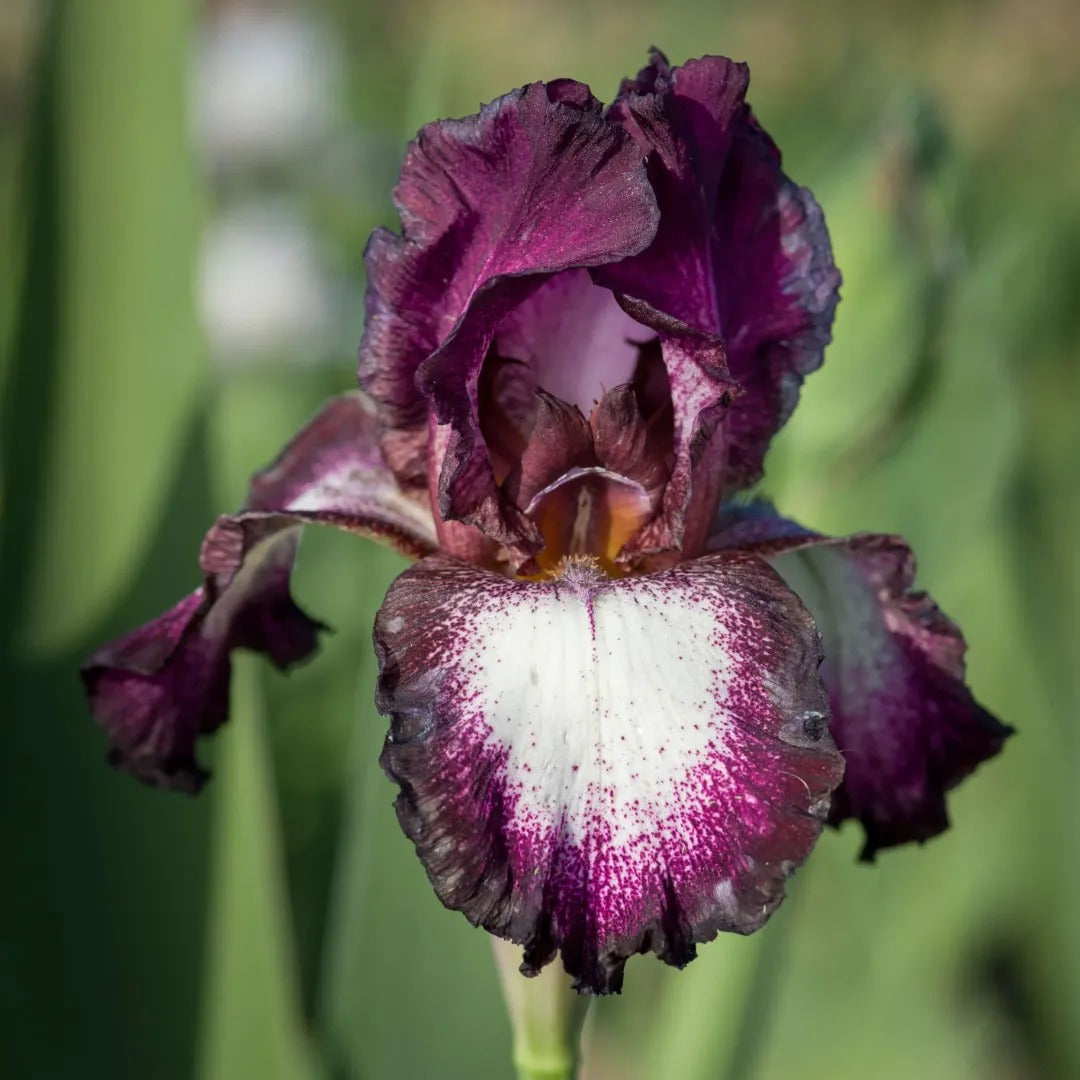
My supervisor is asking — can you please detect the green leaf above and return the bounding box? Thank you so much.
[0,6,216,1077]
[197,655,321,1080]
[3,0,207,657]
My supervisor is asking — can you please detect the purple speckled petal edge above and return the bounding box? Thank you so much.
[375,553,843,993]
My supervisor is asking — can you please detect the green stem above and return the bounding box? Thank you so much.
[492,939,591,1080]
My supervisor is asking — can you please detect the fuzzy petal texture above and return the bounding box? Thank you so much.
[360,80,660,552]
[709,503,1012,860]
[375,553,843,993]
[598,51,840,492]
[82,394,437,791]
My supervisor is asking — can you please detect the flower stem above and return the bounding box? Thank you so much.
[492,939,591,1080]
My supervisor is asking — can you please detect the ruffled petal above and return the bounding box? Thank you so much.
[598,51,840,492]
[82,393,437,791]
[81,545,311,793]
[374,553,843,993]
[709,503,1012,860]
[360,81,660,542]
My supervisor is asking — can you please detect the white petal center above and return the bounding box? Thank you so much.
[462,564,739,848]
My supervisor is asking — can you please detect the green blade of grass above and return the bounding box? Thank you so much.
[4,0,208,658]
[197,654,321,1080]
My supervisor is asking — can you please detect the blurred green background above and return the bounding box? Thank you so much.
[1,0,1077,1077]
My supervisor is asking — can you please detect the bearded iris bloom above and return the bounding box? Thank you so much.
[82,50,1009,995]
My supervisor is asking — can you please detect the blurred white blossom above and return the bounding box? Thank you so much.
[192,8,341,170]
[199,204,339,364]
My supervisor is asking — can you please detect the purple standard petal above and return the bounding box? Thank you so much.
[374,554,843,993]
[598,51,841,492]
[709,503,1012,860]
[360,81,659,553]
[82,393,438,791]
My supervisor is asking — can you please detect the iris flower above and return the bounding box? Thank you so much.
[82,51,1009,995]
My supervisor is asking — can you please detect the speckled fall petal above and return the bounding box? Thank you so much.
[708,502,1012,859]
[374,553,843,993]
[82,394,437,790]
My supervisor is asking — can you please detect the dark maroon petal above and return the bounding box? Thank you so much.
[598,53,840,492]
[360,81,660,523]
[82,394,438,791]
[591,386,668,503]
[82,543,312,793]
[614,298,739,565]
[709,503,1012,860]
[716,174,838,492]
[616,46,672,98]
[374,553,843,993]
[84,591,214,792]
[590,379,672,511]
[601,56,751,331]
[423,296,549,558]
[545,78,602,111]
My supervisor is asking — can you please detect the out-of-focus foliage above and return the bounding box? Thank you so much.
[1,1,1076,1078]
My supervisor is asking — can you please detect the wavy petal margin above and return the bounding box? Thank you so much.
[374,553,843,993]
[709,503,1012,860]
[82,394,437,791]
[360,81,660,554]
[598,51,841,492]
